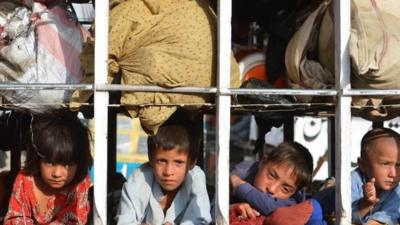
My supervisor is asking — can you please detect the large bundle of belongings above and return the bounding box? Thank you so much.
[0,0,88,112]
[285,0,400,121]
[71,0,241,135]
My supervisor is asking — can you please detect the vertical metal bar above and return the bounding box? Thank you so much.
[328,117,335,177]
[215,0,231,224]
[94,0,109,224]
[107,109,117,188]
[283,116,294,141]
[372,121,384,129]
[334,0,352,224]
[10,114,21,177]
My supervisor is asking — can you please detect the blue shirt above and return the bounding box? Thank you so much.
[231,161,304,216]
[352,168,400,225]
[116,163,211,225]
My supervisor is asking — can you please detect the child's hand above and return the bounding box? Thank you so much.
[362,178,380,205]
[358,178,380,219]
[366,220,386,225]
[230,175,246,192]
[231,203,260,220]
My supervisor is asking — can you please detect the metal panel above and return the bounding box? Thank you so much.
[96,84,338,96]
[334,0,352,224]
[343,89,400,96]
[0,84,92,90]
[215,0,232,224]
[93,0,109,224]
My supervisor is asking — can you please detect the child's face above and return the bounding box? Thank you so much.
[39,160,77,190]
[150,147,193,194]
[360,137,400,191]
[253,161,298,200]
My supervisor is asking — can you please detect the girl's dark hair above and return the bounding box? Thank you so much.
[24,111,93,185]
[263,142,313,190]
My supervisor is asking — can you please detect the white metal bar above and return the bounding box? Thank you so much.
[343,89,400,96]
[334,0,352,224]
[215,0,231,224]
[1,83,399,96]
[230,88,337,96]
[93,0,109,224]
[3,82,400,96]
[97,84,338,95]
[0,84,93,90]
[97,84,218,93]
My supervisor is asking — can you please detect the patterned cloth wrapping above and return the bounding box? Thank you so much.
[71,0,240,135]
[0,1,88,111]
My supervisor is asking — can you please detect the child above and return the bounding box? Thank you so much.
[352,128,400,225]
[229,142,315,220]
[3,112,93,225]
[116,121,211,225]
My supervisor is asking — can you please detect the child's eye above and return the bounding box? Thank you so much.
[44,161,53,166]
[267,172,275,179]
[175,161,185,166]
[281,187,290,194]
[157,159,166,164]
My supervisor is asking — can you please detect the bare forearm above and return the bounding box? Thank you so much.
[366,220,384,225]
[358,199,374,220]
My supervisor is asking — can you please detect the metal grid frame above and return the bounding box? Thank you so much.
[0,0,365,224]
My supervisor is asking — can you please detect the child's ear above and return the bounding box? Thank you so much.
[357,157,366,173]
[148,154,154,167]
[189,159,197,170]
[258,157,268,170]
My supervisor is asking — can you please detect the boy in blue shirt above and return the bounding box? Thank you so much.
[116,120,211,225]
[351,128,400,225]
[229,142,322,223]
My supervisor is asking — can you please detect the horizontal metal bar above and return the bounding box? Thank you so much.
[230,88,338,96]
[96,84,218,93]
[343,89,400,96]
[97,85,339,96]
[2,83,398,97]
[0,83,93,90]
[7,101,400,109]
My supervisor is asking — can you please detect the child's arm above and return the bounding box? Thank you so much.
[116,164,153,225]
[117,181,140,225]
[3,174,35,225]
[362,183,400,225]
[231,175,297,216]
[52,175,92,225]
[352,175,398,225]
[358,178,379,220]
[366,221,386,225]
[179,166,212,225]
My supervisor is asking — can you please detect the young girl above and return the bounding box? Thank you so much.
[4,112,93,225]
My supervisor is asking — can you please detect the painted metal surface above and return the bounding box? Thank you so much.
[334,0,352,224]
[215,0,232,224]
[93,0,109,224]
